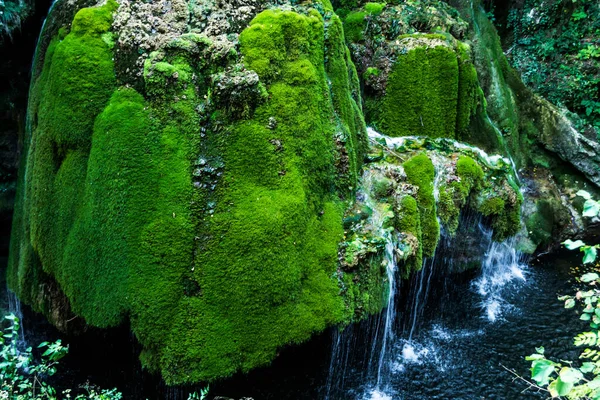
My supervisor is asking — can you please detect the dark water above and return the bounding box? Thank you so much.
[322,247,581,400]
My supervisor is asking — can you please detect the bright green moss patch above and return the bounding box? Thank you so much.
[344,11,367,42]
[396,195,423,275]
[381,42,459,138]
[8,5,367,385]
[438,156,484,234]
[403,154,439,258]
[142,8,357,383]
[364,2,386,15]
[8,0,118,308]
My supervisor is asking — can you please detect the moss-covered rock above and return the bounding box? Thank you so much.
[403,153,440,256]
[9,0,367,384]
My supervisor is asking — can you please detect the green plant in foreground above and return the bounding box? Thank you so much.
[0,314,122,399]
[518,190,600,398]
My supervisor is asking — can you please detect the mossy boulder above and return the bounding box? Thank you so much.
[8,0,368,384]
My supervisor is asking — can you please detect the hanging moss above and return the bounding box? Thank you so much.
[380,40,460,138]
[395,195,423,276]
[438,155,484,234]
[9,2,369,385]
[8,1,118,308]
[402,153,439,258]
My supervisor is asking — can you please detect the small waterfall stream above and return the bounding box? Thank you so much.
[325,127,532,400]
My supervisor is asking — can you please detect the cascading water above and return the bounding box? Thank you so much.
[6,289,26,347]
[325,128,532,400]
[472,227,527,322]
[360,170,400,399]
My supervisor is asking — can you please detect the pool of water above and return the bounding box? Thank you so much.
[323,249,581,400]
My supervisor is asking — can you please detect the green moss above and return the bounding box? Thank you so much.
[323,13,368,194]
[456,42,480,138]
[395,195,423,276]
[478,196,521,240]
[344,11,367,42]
[403,154,439,258]
[8,1,117,308]
[479,197,506,216]
[364,2,386,15]
[9,1,369,386]
[145,10,349,382]
[380,43,459,138]
[437,156,484,234]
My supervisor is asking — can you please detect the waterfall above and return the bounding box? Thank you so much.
[362,170,399,397]
[325,127,527,399]
[375,240,398,390]
[6,289,26,347]
[472,226,527,322]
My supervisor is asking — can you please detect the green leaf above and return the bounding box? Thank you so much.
[582,273,600,282]
[578,190,592,200]
[536,346,545,354]
[581,313,592,321]
[526,354,545,360]
[565,239,586,250]
[565,298,576,308]
[583,199,600,217]
[583,247,598,265]
[531,359,556,386]
[560,367,584,383]
[589,376,600,389]
[581,362,596,373]
[556,376,574,396]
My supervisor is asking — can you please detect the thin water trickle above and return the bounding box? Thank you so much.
[6,288,26,348]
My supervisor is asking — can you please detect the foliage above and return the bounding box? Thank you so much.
[507,0,600,136]
[0,314,121,399]
[524,190,600,398]
[0,0,33,40]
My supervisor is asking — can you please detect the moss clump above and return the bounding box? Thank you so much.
[402,154,439,258]
[456,42,480,138]
[10,2,368,385]
[344,11,367,42]
[478,195,521,240]
[364,2,386,15]
[396,195,423,275]
[380,42,460,138]
[438,155,484,234]
[8,1,118,308]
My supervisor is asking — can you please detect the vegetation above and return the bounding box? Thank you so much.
[0,314,122,399]
[521,191,600,398]
[403,153,439,258]
[8,1,369,384]
[507,0,600,137]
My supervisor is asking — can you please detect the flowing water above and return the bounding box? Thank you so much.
[322,229,580,400]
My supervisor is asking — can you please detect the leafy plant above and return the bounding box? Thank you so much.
[0,314,122,399]
[519,190,600,398]
[578,45,600,60]
[187,386,210,400]
[506,0,600,138]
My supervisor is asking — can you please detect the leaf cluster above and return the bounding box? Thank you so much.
[0,314,122,400]
[524,191,600,398]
